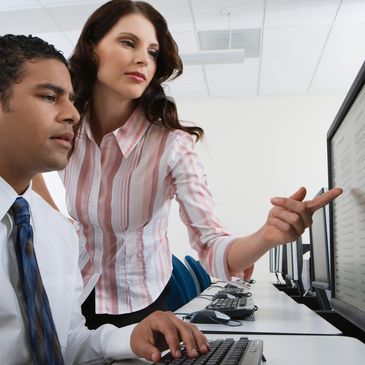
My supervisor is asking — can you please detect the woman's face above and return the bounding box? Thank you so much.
[93,13,159,101]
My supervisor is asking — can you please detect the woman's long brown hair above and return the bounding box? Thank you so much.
[69,0,203,145]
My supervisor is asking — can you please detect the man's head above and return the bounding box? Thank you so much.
[0,34,79,193]
[0,34,68,110]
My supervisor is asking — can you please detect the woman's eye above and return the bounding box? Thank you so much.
[148,49,159,59]
[121,40,134,48]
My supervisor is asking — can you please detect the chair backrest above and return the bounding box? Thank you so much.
[184,255,211,292]
[164,274,187,311]
[172,255,199,302]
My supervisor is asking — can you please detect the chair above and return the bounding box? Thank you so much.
[164,274,187,311]
[172,255,199,302]
[184,255,211,292]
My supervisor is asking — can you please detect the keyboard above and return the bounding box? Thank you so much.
[205,297,256,318]
[219,287,251,298]
[154,337,263,365]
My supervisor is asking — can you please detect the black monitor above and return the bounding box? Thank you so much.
[327,60,365,331]
[283,237,304,295]
[308,188,331,309]
[269,245,284,280]
[309,188,331,289]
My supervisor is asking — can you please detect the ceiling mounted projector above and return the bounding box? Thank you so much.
[180,49,245,66]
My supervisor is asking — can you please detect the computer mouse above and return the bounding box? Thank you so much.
[189,310,231,324]
[213,293,236,299]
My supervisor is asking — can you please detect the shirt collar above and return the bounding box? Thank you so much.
[114,108,150,158]
[82,108,150,158]
[0,177,34,221]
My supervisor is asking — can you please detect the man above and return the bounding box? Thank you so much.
[0,34,208,364]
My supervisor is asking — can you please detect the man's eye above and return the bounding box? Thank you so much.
[42,95,56,102]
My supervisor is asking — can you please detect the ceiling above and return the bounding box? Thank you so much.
[0,0,365,98]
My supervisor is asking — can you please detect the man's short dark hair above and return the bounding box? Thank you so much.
[0,34,68,110]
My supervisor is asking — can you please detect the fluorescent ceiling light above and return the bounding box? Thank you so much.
[180,49,245,66]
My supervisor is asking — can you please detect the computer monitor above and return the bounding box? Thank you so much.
[327,60,365,331]
[309,188,331,290]
[283,237,304,295]
[308,188,332,309]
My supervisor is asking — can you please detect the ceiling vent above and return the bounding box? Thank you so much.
[198,29,261,57]
[180,29,261,66]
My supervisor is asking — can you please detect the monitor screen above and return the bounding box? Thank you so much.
[327,60,365,331]
[309,188,331,290]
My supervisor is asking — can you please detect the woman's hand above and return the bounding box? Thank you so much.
[261,186,343,246]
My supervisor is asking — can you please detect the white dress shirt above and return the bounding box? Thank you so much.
[0,177,136,365]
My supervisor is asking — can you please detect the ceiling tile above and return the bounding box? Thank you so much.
[265,0,341,27]
[39,0,100,5]
[262,25,330,58]
[166,65,208,98]
[145,0,194,32]
[191,0,265,31]
[310,53,365,94]
[172,31,200,53]
[43,3,103,32]
[336,0,365,23]
[0,8,58,34]
[260,56,318,94]
[0,0,39,10]
[204,59,259,84]
[324,22,365,55]
[167,65,206,85]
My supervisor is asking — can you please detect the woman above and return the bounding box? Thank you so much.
[33,0,342,328]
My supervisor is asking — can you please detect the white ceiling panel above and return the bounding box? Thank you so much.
[335,0,365,23]
[166,65,207,98]
[0,8,58,34]
[310,53,365,94]
[39,0,101,5]
[43,3,103,32]
[0,0,39,10]
[262,25,330,58]
[260,56,318,95]
[265,0,341,27]
[324,22,365,56]
[168,65,206,85]
[172,31,199,53]
[204,60,259,85]
[145,0,194,32]
[191,0,265,31]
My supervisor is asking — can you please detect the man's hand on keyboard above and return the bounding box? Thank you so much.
[130,311,209,362]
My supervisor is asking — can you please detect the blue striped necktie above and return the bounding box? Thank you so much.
[11,197,64,365]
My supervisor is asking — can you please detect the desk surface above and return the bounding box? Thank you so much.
[176,281,341,335]
[113,334,365,365]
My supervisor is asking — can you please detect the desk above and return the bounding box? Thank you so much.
[176,282,341,335]
[112,334,365,365]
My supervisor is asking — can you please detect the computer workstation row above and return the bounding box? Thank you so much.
[115,59,365,364]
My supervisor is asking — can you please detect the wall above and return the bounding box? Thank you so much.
[44,93,344,282]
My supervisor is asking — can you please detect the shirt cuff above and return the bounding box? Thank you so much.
[104,324,138,360]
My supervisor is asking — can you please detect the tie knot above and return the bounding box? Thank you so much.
[10,197,30,225]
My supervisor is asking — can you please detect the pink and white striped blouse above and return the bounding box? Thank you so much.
[60,108,236,314]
